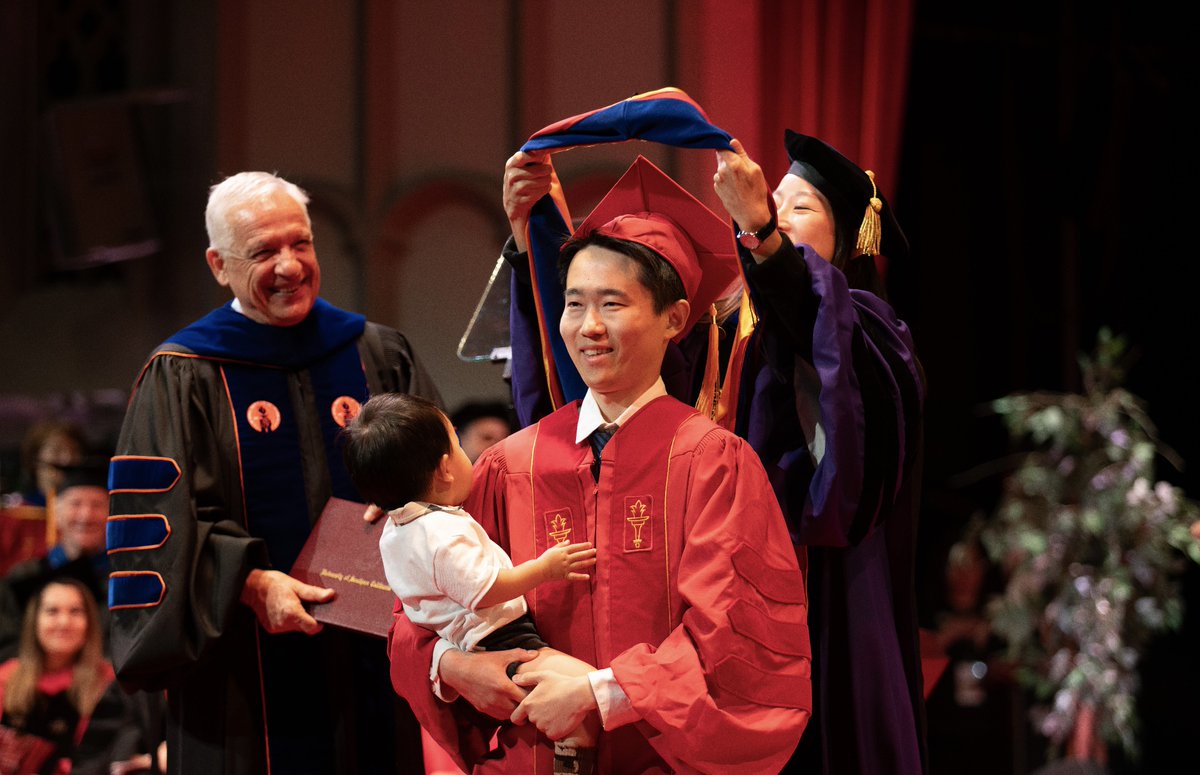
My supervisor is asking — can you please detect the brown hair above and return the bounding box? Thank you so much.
[18,420,86,494]
[2,579,109,725]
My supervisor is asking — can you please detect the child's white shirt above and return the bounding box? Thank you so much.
[379,501,527,652]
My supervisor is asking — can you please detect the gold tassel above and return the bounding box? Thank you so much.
[855,169,883,257]
[713,288,758,429]
[693,304,722,421]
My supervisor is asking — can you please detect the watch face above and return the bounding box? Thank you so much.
[738,232,762,250]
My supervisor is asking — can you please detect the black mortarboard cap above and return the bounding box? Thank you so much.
[784,130,909,262]
[55,459,110,493]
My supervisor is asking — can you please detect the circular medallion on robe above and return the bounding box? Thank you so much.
[331,396,362,427]
[247,401,282,433]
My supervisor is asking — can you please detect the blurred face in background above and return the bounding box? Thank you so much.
[55,485,110,559]
[457,417,512,463]
[35,432,82,496]
[36,582,89,669]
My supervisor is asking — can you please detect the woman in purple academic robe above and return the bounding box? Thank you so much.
[712,131,926,775]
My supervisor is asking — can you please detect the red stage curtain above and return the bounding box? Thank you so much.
[757,0,914,191]
[678,0,915,272]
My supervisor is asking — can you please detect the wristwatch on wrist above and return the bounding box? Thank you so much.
[736,215,777,251]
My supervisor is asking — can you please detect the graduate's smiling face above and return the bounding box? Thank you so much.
[773,173,837,263]
[206,190,321,327]
[560,246,687,411]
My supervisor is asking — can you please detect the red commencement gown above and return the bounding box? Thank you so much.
[389,396,811,774]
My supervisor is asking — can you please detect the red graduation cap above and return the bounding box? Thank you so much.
[569,156,741,340]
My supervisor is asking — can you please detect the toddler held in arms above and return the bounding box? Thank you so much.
[342,393,599,773]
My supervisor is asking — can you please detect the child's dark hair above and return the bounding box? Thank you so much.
[341,393,449,511]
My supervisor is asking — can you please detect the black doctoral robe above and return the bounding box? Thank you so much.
[107,300,440,775]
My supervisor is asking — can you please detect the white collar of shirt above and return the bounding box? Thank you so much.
[575,378,667,445]
[231,298,246,316]
[387,501,467,526]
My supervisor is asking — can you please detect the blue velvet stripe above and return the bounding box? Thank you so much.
[165,299,365,370]
[107,515,169,552]
[308,341,370,502]
[108,457,180,493]
[527,196,588,404]
[221,336,370,572]
[109,573,164,609]
[222,363,310,572]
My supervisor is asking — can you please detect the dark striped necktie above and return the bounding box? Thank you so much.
[589,423,618,481]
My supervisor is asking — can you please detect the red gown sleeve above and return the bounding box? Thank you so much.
[609,431,812,774]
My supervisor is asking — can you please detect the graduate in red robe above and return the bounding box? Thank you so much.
[504,92,925,774]
[388,158,811,774]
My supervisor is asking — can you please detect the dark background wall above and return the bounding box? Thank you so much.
[898,3,1198,772]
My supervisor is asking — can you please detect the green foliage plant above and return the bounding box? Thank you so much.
[983,329,1200,759]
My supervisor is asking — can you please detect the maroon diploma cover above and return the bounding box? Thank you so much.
[289,497,395,638]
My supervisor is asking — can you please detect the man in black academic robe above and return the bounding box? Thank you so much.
[106,172,440,775]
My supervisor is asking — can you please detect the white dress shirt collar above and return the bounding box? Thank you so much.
[575,378,668,445]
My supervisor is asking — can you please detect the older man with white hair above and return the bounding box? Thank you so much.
[107,172,440,775]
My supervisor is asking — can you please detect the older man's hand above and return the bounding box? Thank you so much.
[240,568,334,635]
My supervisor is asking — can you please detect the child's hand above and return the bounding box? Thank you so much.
[539,541,597,582]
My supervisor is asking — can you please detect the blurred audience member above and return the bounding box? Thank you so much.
[935,538,993,663]
[925,531,1025,775]
[17,423,86,509]
[0,577,153,775]
[1,423,86,576]
[1,463,110,660]
[450,401,515,463]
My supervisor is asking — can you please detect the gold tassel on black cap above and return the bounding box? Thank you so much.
[855,170,883,257]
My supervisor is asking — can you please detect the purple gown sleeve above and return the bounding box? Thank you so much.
[740,237,924,547]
